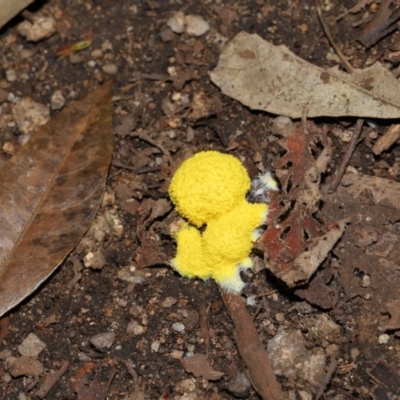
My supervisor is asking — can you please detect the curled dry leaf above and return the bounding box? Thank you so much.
[261,122,346,288]
[210,32,400,119]
[0,82,114,317]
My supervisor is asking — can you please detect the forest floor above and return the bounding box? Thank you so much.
[1,0,400,399]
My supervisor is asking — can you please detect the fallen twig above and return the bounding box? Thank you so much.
[199,303,210,355]
[125,361,145,400]
[336,0,373,22]
[317,5,365,194]
[357,0,400,48]
[329,119,364,193]
[315,358,338,400]
[372,123,400,155]
[130,130,174,168]
[316,5,354,74]
[35,361,70,399]
[220,289,285,400]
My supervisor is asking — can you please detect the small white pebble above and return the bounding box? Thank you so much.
[162,296,178,308]
[90,332,115,351]
[102,63,118,75]
[378,334,390,344]
[246,296,257,306]
[271,115,294,137]
[133,325,144,335]
[50,90,65,110]
[5,70,16,82]
[7,92,16,103]
[185,15,210,37]
[172,322,185,332]
[3,372,12,383]
[350,347,360,360]
[361,275,371,288]
[166,129,177,139]
[275,313,285,322]
[171,350,184,359]
[167,11,186,34]
[369,130,378,139]
[18,333,46,357]
[91,49,103,59]
[118,299,128,307]
[151,340,160,352]
[78,352,92,362]
[101,39,113,52]
[126,320,144,335]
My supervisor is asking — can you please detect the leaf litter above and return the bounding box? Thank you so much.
[210,31,400,119]
[4,2,400,398]
[0,82,114,317]
[322,173,400,331]
[260,121,348,292]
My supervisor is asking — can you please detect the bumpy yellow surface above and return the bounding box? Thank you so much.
[169,150,268,293]
[169,151,251,227]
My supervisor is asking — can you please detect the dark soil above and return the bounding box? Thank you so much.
[1,1,400,399]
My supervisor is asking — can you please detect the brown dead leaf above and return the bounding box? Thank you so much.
[294,260,339,309]
[135,198,172,268]
[368,359,400,398]
[183,353,224,381]
[74,366,115,400]
[210,32,400,119]
[358,0,400,48]
[0,82,114,317]
[261,122,345,290]
[0,0,35,29]
[322,173,400,329]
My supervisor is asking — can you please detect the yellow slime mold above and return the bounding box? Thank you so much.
[169,150,269,293]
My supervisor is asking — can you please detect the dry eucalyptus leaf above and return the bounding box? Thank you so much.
[0,82,114,317]
[0,0,35,29]
[210,31,400,119]
[261,122,344,290]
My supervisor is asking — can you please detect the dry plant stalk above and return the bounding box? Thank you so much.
[220,290,285,400]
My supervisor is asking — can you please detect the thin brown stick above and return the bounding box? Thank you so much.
[372,123,400,155]
[317,4,365,193]
[335,0,373,22]
[329,119,364,193]
[254,289,279,298]
[112,161,161,174]
[131,130,174,167]
[316,5,354,74]
[199,303,210,355]
[35,361,70,398]
[220,289,285,400]
[315,358,338,400]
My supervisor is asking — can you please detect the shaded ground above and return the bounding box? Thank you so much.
[1,0,400,399]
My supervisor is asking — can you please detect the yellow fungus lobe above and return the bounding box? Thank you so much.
[169,151,250,227]
[169,150,270,293]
